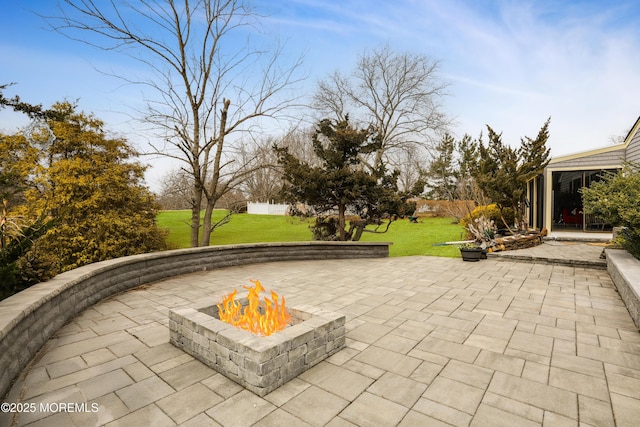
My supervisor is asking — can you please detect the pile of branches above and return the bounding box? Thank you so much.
[494,228,547,251]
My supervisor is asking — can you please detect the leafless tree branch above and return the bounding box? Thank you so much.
[48,0,305,246]
[314,44,451,174]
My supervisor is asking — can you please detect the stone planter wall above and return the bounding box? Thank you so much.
[606,249,640,330]
[0,241,389,399]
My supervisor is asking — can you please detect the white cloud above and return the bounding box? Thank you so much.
[3,0,640,190]
[383,0,640,153]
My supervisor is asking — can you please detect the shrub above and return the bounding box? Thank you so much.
[0,213,53,300]
[582,165,640,259]
[415,199,476,219]
[460,204,515,231]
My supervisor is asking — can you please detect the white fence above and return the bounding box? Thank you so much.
[247,202,290,216]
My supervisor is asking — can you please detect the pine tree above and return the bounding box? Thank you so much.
[519,118,551,181]
[275,117,411,241]
[472,119,551,231]
[427,133,457,200]
[455,133,479,182]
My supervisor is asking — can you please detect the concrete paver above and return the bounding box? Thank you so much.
[339,392,408,427]
[156,383,222,424]
[297,362,373,401]
[281,386,348,426]
[115,376,174,412]
[207,390,276,427]
[3,250,640,426]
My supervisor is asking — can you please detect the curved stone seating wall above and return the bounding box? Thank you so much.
[0,241,389,399]
[606,249,640,330]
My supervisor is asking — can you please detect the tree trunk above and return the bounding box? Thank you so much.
[200,99,231,247]
[190,157,203,247]
[352,221,365,241]
[201,203,215,246]
[338,202,346,241]
[190,188,202,247]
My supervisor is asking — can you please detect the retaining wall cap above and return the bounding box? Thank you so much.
[0,242,389,310]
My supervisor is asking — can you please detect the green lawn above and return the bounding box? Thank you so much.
[156,210,465,258]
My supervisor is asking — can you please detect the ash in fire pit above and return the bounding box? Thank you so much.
[169,289,345,396]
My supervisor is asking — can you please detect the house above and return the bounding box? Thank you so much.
[526,116,640,233]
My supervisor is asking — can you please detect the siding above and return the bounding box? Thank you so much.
[549,148,625,169]
[625,129,640,164]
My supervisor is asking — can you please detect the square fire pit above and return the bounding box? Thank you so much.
[169,297,346,396]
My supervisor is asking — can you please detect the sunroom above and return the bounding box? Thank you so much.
[526,116,640,233]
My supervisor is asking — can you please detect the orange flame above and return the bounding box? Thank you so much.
[216,280,291,336]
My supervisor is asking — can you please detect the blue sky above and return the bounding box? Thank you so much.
[2,0,640,189]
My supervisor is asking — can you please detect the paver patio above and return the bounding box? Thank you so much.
[2,252,640,426]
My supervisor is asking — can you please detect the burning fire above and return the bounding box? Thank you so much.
[216,280,291,336]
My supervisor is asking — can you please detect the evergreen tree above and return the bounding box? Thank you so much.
[275,117,413,241]
[475,126,520,214]
[455,133,479,182]
[426,133,457,200]
[472,119,551,231]
[519,118,551,182]
[1,102,167,295]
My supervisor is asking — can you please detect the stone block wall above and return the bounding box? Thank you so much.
[0,242,389,399]
[606,249,640,329]
[169,301,346,396]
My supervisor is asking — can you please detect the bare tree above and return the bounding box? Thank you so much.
[278,127,318,166]
[314,44,450,172]
[238,127,317,202]
[49,0,304,246]
[236,136,282,202]
[388,147,428,195]
[156,169,192,210]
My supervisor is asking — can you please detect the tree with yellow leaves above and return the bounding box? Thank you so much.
[0,102,167,298]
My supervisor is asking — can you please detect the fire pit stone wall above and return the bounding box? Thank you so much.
[169,299,346,396]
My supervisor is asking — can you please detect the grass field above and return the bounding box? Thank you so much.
[156,210,466,258]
